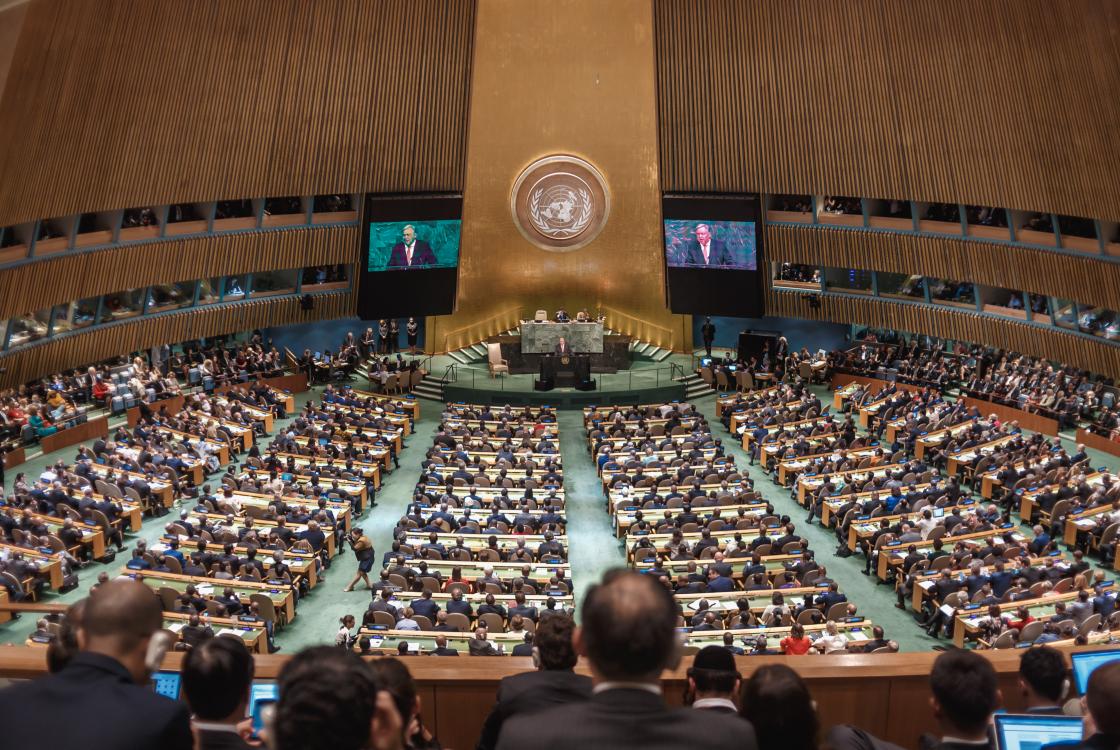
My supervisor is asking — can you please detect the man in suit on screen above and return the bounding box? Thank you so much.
[554,337,573,356]
[386,224,438,269]
[681,223,733,267]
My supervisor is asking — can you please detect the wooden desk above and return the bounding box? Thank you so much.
[39,415,108,454]
[952,590,1083,648]
[775,446,885,486]
[613,501,768,536]
[290,435,392,469]
[163,611,267,653]
[1077,427,1120,459]
[2,645,1118,750]
[0,543,64,590]
[186,511,338,559]
[268,452,382,489]
[345,388,421,420]
[3,445,26,470]
[946,435,1017,477]
[794,463,908,506]
[123,568,297,624]
[960,397,1059,436]
[126,395,186,426]
[1016,472,1106,526]
[740,416,835,451]
[876,526,1026,581]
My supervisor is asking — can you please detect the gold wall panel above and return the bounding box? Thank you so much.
[0,0,475,226]
[765,287,1120,378]
[428,0,690,354]
[0,225,358,319]
[657,0,1120,219]
[766,225,1120,312]
[0,291,353,389]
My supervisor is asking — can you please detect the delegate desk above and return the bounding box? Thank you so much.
[289,435,393,469]
[121,569,297,624]
[430,447,563,467]
[25,511,107,560]
[52,489,145,532]
[1016,472,1107,525]
[355,628,529,655]
[149,425,231,467]
[235,470,369,509]
[946,434,1018,477]
[317,402,413,436]
[401,532,569,561]
[845,502,980,552]
[385,559,570,589]
[268,452,382,489]
[300,421,404,453]
[614,501,769,536]
[794,464,908,506]
[633,552,802,584]
[370,590,575,618]
[431,486,567,508]
[341,389,421,420]
[740,416,835,450]
[911,420,977,461]
[83,463,179,509]
[684,618,876,650]
[0,543,65,591]
[183,411,255,451]
[908,553,1066,612]
[775,446,886,486]
[186,512,339,558]
[876,526,1026,581]
[980,454,1069,500]
[760,433,842,471]
[212,489,354,532]
[816,484,940,528]
[163,611,267,653]
[628,527,786,564]
[154,537,321,589]
[952,589,1088,648]
[675,585,830,617]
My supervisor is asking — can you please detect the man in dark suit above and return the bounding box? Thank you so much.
[685,646,740,713]
[495,569,756,750]
[386,224,438,269]
[1016,645,1068,715]
[700,317,716,357]
[0,579,193,750]
[1066,660,1120,750]
[477,615,591,750]
[182,635,256,749]
[681,224,733,267]
[554,337,573,356]
[430,635,459,656]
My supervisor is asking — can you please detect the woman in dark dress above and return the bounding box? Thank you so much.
[389,319,400,353]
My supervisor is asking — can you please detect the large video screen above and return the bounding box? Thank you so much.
[366,220,461,272]
[663,194,765,317]
[357,195,461,318]
[664,220,757,270]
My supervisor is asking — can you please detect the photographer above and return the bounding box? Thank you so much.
[344,528,375,593]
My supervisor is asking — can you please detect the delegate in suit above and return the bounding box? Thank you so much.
[386,224,438,269]
[681,224,734,267]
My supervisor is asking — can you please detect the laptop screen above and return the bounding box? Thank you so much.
[151,670,181,701]
[994,714,1082,750]
[1071,649,1120,694]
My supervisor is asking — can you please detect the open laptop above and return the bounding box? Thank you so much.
[1071,649,1120,694]
[993,714,1082,750]
[151,670,181,701]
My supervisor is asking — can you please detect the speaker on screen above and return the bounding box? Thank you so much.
[356,194,462,319]
[662,194,765,318]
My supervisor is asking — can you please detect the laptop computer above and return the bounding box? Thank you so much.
[1071,649,1120,694]
[993,714,1082,750]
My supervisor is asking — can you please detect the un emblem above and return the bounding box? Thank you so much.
[511,155,610,252]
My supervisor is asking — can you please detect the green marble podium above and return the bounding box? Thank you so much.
[520,321,604,353]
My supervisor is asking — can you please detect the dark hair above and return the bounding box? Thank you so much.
[46,599,85,674]
[1018,646,1067,702]
[929,650,999,735]
[275,647,384,750]
[182,636,254,720]
[739,664,818,750]
[1087,660,1120,735]
[534,614,577,670]
[580,569,678,681]
[369,657,417,734]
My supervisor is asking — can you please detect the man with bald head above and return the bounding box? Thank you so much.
[496,569,756,750]
[0,579,192,749]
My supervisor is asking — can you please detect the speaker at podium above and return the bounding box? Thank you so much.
[535,353,595,391]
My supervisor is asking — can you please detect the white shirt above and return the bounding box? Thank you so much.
[692,698,738,711]
[700,241,711,264]
[593,681,661,696]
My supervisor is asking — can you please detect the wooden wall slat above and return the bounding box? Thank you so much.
[765,286,1120,378]
[0,225,359,319]
[655,0,1120,220]
[0,0,476,226]
[0,291,354,389]
[766,225,1120,312]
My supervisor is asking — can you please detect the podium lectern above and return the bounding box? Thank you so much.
[536,353,593,390]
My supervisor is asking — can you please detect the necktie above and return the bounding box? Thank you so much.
[406,243,413,266]
[702,243,710,264]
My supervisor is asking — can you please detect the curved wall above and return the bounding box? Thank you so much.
[656,0,1120,219]
[0,0,476,225]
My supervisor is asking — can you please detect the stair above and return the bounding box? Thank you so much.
[447,349,474,365]
[678,372,712,400]
[412,374,447,401]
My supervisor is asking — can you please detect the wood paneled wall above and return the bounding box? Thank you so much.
[767,225,1120,312]
[0,291,353,389]
[0,0,475,226]
[656,0,1120,219]
[766,287,1120,377]
[0,225,358,319]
